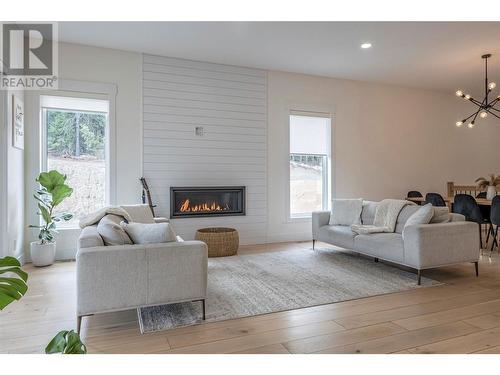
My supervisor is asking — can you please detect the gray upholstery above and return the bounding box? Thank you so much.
[76,226,208,317]
[312,201,480,273]
[394,205,420,233]
[354,233,404,263]
[317,225,356,249]
[361,201,378,225]
[78,226,104,249]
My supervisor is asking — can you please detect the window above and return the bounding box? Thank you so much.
[289,112,331,218]
[41,95,109,227]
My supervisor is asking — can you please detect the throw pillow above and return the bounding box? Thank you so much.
[404,203,434,228]
[120,222,177,244]
[120,204,155,224]
[97,214,133,246]
[430,206,451,223]
[329,198,363,226]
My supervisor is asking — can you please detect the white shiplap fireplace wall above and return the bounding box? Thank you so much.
[142,54,268,244]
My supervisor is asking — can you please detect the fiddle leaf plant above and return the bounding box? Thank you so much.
[0,256,28,310]
[45,330,87,354]
[29,170,74,244]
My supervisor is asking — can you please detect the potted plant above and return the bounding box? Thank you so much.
[29,170,74,267]
[475,174,500,200]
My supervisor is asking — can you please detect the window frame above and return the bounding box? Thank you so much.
[39,91,113,229]
[286,110,332,221]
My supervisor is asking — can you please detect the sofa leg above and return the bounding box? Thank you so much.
[201,299,206,320]
[475,261,479,277]
[417,270,422,286]
[374,258,379,263]
[77,315,82,334]
[312,239,315,250]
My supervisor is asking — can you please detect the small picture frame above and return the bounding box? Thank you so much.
[12,95,24,150]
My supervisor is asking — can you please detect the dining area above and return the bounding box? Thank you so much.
[406,178,500,255]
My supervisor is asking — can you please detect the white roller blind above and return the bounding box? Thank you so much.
[40,95,109,113]
[290,114,331,155]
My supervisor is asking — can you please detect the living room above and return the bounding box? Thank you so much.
[1,1,500,371]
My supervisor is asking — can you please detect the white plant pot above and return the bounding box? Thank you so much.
[30,242,56,267]
[487,185,496,200]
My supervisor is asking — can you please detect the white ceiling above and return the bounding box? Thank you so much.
[59,22,500,94]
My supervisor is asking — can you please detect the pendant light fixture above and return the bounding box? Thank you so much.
[455,54,500,128]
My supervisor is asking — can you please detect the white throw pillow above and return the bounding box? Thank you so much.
[329,198,363,226]
[404,203,434,228]
[120,222,177,244]
[97,214,133,246]
[430,206,451,224]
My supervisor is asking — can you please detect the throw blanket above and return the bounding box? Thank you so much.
[79,206,132,228]
[351,199,414,235]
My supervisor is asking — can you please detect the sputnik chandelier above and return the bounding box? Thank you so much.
[455,54,500,128]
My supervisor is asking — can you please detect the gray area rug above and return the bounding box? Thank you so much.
[138,247,439,333]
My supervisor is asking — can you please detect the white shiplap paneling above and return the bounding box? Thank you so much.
[142,54,267,244]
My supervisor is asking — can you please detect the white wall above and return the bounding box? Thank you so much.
[142,55,268,244]
[267,70,500,241]
[24,42,142,260]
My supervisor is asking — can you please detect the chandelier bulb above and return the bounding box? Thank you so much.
[468,121,475,129]
[465,94,471,100]
[455,121,463,127]
[455,90,463,97]
[480,111,488,119]
[488,82,496,90]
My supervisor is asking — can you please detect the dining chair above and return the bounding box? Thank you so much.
[407,191,423,205]
[407,191,423,198]
[453,194,487,248]
[490,196,500,255]
[425,193,446,207]
[476,192,492,239]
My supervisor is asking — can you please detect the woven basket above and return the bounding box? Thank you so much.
[195,227,239,257]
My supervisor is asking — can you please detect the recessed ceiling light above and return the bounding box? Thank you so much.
[361,43,372,49]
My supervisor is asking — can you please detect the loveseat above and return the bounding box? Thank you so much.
[76,205,208,332]
[312,201,480,284]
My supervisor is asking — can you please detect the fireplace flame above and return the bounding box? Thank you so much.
[179,199,230,213]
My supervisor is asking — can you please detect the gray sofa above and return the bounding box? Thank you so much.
[312,201,480,284]
[76,210,208,333]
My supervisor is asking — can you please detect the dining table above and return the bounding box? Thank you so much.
[405,196,493,207]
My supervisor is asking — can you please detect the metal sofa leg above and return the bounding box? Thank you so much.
[312,239,315,250]
[202,299,206,320]
[374,258,379,263]
[417,270,422,285]
[475,261,479,277]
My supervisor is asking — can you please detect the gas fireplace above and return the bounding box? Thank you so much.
[170,186,246,218]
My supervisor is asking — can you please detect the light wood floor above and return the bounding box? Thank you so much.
[2,241,500,354]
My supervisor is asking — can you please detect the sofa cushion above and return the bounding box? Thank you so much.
[120,204,155,224]
[404,204,434,229]
[361,201,378,225]
[78,225,104,250]
[430,207,451,223]
[394,205,421,233]
[317,225,357,249]
[353,233,404,263]
[121,222,177,244]
[97,214,133,246]
[329,198,363,226]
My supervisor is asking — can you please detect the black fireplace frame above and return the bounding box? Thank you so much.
[170,186,246,219]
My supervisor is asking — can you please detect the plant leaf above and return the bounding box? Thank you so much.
[0,257,28,310]
[51,185,73,207]
[46,330,87,354]
[38,203,51,224]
